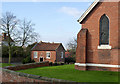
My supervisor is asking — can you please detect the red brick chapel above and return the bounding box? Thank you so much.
[75,0,120,71]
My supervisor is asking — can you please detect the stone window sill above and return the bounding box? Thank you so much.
[34,56,37,58]
[97,45,112,49]
[46,57,50,59]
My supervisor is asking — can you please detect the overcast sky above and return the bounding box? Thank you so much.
[2,1,93,49]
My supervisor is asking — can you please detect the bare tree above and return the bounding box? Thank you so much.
[67,38,77,50]
[66,37,77,59]
[0,12,19,63]
[18,19,40,47]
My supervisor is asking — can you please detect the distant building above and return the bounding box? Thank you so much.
[31,41,65,63]
[65,50,71,58]
[0,33,14,46]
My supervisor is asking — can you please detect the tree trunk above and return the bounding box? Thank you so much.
[8,46,11,64]
[8,28,11,64]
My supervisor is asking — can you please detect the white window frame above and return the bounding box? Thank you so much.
[34,52,38,58]
[61,52,63,58]
[46,52,50,59]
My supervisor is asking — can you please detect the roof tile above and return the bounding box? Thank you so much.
[32,42,61,51]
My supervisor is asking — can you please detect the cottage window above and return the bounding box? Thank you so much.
[99,14,109,45]
[34,52,38,58]
[46,52,50,59]
[61,52,63,58]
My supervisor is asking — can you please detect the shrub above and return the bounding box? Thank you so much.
[61,62,64,65]
[2,45,25,58]
[49,62,53,66]
[2,45,9,57]
[11,46,25,57]
[57,62,61,65]
[22,56,35,64]
[31,59,35,63]
[65,57,75,64]
[22,59,25,64]
[49,62,65,66]
[53,62,58,66]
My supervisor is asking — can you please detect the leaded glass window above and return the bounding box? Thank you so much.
[100,14,109,45]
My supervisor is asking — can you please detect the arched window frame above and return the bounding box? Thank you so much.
[98,14,112,49]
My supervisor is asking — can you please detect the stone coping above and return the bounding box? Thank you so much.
[2,68,76,83]
[2,61,76,83]
[3,61,49,71]
[4,61,48,68]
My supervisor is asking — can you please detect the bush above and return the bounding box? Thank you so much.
[2,45,25,58]
[49,62,65,66]
[49,62,53,66]
[22,59,25,64]
[61,62,64,65]
[22,56,35,64]
[31,59,35,63]
[65,57,75,64]
[2,46,9,57]
[53,62,58,66]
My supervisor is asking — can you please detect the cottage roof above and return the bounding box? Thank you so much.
[78,0,100,23]
[31,42,62,51]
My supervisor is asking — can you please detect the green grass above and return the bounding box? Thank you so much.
[17,64,119,82]
[0,63,14,67]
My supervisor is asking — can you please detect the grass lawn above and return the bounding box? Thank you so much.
[17,64,119,82]
[0,63,14,67]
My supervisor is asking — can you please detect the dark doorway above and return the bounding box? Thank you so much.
[40,57,43,62]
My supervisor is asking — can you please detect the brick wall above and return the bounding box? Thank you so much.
[1,68,75,83]
[76,29,88,70]
[2,69,47,83]
[4,61,49,71]
[31,51,56,63]
[118,1,120,66]
[76,2,120,71]
[1,61,75,83]
[56,44,65,63]
[31,45,65,63]
[82,2,119,65]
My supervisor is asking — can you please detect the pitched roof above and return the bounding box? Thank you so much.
[77,0,100,23]
[31,42,62,51]
[78,0,120,23]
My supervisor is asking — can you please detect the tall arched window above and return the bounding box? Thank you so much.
[99,14,109,45]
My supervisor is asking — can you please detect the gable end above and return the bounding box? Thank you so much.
[78,0,100,24]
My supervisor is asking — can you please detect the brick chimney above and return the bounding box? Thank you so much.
[2,33,7,40]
